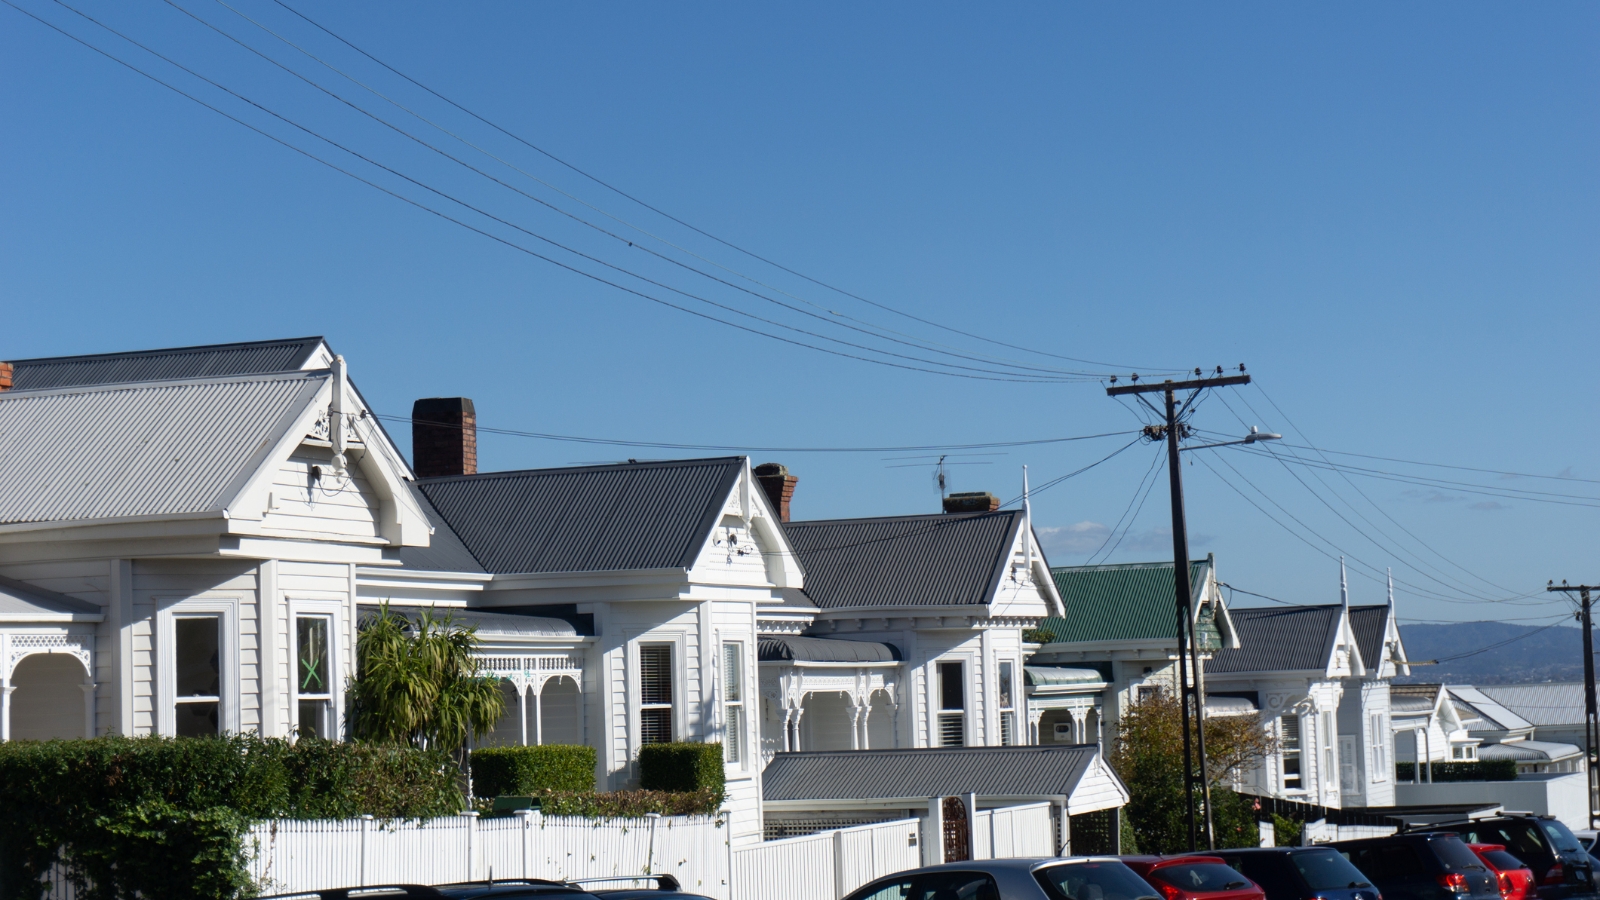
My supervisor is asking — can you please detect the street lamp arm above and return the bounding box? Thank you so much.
[1179,427,1283,452]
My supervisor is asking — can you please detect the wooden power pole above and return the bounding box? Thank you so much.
[1108,370,1249,851]
[1548,581,1600,830]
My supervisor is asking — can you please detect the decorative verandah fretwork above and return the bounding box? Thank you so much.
[476,653,585,746]
[0,631,97,741]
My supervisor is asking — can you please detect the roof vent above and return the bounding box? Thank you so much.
[942,491,999,514]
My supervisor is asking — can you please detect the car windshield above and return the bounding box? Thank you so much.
[1540,821,1583,853]
[1037,862,1164,900]
[1151,863,1254,893]
[1291,849,1372,890]
[1432,837,1488,871]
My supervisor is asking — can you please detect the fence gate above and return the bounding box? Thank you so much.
[941,797,970,863]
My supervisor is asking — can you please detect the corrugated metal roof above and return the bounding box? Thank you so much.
[1039,559,1212,644]
[0,573,102,621]
[396,482,487,573]
[0,372,325,525]
[1477,739,1581,762]
[758,636,900,663]
[1446,686,1533,732]
[7,337,325,391]
[1347,604,1389,670]
[1478,683,1585,727]
[1206,605,1342,674]
[416,457,744,574]
[780,511,1024,609]
[762,745,1100,801]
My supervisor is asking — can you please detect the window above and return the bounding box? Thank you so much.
[937,661,965,747]
[844,878,914,900]
[639,644,674,744]
[723,642,744,764]
[1035,860,1166,900]
[1282,716,1302,790]
[1322,712,1335,788]
[295,615,333,739]
[174,616,221,737]
[912,871,1002,900]
[1136,685,1159,704]
[1371,713,1387,780]
[997,660,1015,746]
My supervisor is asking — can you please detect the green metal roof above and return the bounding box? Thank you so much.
[1039,558,1214,645]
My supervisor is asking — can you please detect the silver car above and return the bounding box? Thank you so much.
[842,857,1165,900]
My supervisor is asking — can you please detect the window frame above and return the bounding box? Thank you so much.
[1371,712,1387,782]
[1281,714,1303,791]
[935,659,967,747]
[156,596,240,737]
[288,598,344,741]
[634,638,681,749]
[996,659,1016,746]
[722,640,746,767]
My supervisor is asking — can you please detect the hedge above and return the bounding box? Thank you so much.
[0,736,461,900]
[533,788,723,818]
[471,745,596,797]
[1395,759,1518,782]
[639,742,724,802]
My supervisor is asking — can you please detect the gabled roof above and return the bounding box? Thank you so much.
[1041,558,1215,645]
[5,337,327,391]
[1446,685,1534,734]
[0,574,103,622]
[762,745,1108,801]
[1348,604,1391,671]
[396,482,487,573]
[415,457,745,575]
[1478,683,1585,727]
[1206,604,1343,674]
[0,371,326,526]
[780,510,1026,609]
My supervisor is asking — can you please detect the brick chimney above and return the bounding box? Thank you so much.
[412,397,477,479]
[753,462,798,523]
[0,362,11,392]
[942,491,999,514]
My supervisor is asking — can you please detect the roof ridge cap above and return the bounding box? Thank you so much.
[8,336,325,365]
[417,456,746,483]
[0,368,327,400]
[788,509,1022,526]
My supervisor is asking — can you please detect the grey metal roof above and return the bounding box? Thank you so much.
[6,337,326,391]
[395,482,487,573]
[781,510,1026,609]
[0,372,326,526]
[1446,686,1533,732]
[1476,740,1581,763]
[1206,604,1343,674]
[758,636,900,663]
[1478,683,1585,727]
[1348,604,1390,670]
[762,745,1101,801]
[0,574,103,622]
[416,457,744,574]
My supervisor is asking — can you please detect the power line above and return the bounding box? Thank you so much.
[17,0,1086,384]
[1430,620,1569,663]
[1087,446,1165,565]
[999,437,1143,507]
[267,0,1180,375]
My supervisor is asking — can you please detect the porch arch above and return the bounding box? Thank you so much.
[7,652,93,740]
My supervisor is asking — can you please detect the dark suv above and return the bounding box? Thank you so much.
[1330,832,1499,900]
[1432,817,1599,900]
[1215,847,1380,900]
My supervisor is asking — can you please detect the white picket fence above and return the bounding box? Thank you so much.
[730,818,923,900]
[972,802,1055,860]
[249,812,732,899]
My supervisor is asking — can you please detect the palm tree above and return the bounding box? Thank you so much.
[347,604,504,754]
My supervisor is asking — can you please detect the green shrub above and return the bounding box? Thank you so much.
[0,736,462,900]
[638,742,724,802]
[534,789,722,818]
[1395,759,1517,782]
[472,745,596,798]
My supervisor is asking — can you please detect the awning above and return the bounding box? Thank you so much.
[1477,740,1583,763]
[1025,666,1106,688]
[759,636,900,664]
[1206,695,1259,717]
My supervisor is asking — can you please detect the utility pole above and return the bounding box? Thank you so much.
[1108,369,1249,851]
[1548,581,1600,830]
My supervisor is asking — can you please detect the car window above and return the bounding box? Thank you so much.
[1221,855,1297,900]
[1430,837,1488,871]
[1480,850,1529,871]
[1036,861,1163,900]
[912,872,1001,900]
[1350,844,1426,880]
[1479,825,1549,864]
[1152,863,1254,893]
[846,879,915,900]
[1291,849,1372,890]
[1540,821,1583,854]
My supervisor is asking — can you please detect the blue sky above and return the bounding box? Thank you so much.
[3,2,1596,625]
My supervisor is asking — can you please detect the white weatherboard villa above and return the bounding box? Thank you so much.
[0,337,1128,848]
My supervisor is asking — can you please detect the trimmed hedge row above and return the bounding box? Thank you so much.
[1395,758,1518,782]
[471,745,596,796]
[639,742,725,802]
[0,736,462,900]
[534,788,723,818]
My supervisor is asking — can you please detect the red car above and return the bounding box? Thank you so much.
[1470,844,1538,900]
[1122,855,1268,900]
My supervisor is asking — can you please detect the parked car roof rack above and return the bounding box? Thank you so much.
[567,876,681,891]
[258,886,447,900]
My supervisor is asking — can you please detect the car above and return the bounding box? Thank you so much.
[1330,833,1499,900]
[1214,846,1381,900]
[1120,855,1266,900]
[1430,817,1600,900]
[258,883,602,900]
[841,856,1164,900]
[1470,843,1538,900]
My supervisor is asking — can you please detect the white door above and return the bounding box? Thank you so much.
[1339,736,1359,794]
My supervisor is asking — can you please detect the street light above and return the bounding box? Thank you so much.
[1181,426,1282,452]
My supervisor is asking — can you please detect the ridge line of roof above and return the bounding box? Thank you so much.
[416,456,747,484]
[0,368,329,400]
[1051,559,1211,573]
[7,336,326,366]
[785,509,1024,527]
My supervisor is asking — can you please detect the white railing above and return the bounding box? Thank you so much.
[729,818,922,900]
[972,802,1055,860]
[248,812,731,899]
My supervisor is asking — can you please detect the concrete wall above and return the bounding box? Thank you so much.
[1395,772,1589,829]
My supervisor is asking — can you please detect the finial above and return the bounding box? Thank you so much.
[1339,556,1348,609]
[1387,567,1394,610]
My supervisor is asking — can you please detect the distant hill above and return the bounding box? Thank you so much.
[1397,621,1586,685]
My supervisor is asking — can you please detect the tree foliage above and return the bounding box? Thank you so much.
[1109,688,1277,853]
[348,604,505,753]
